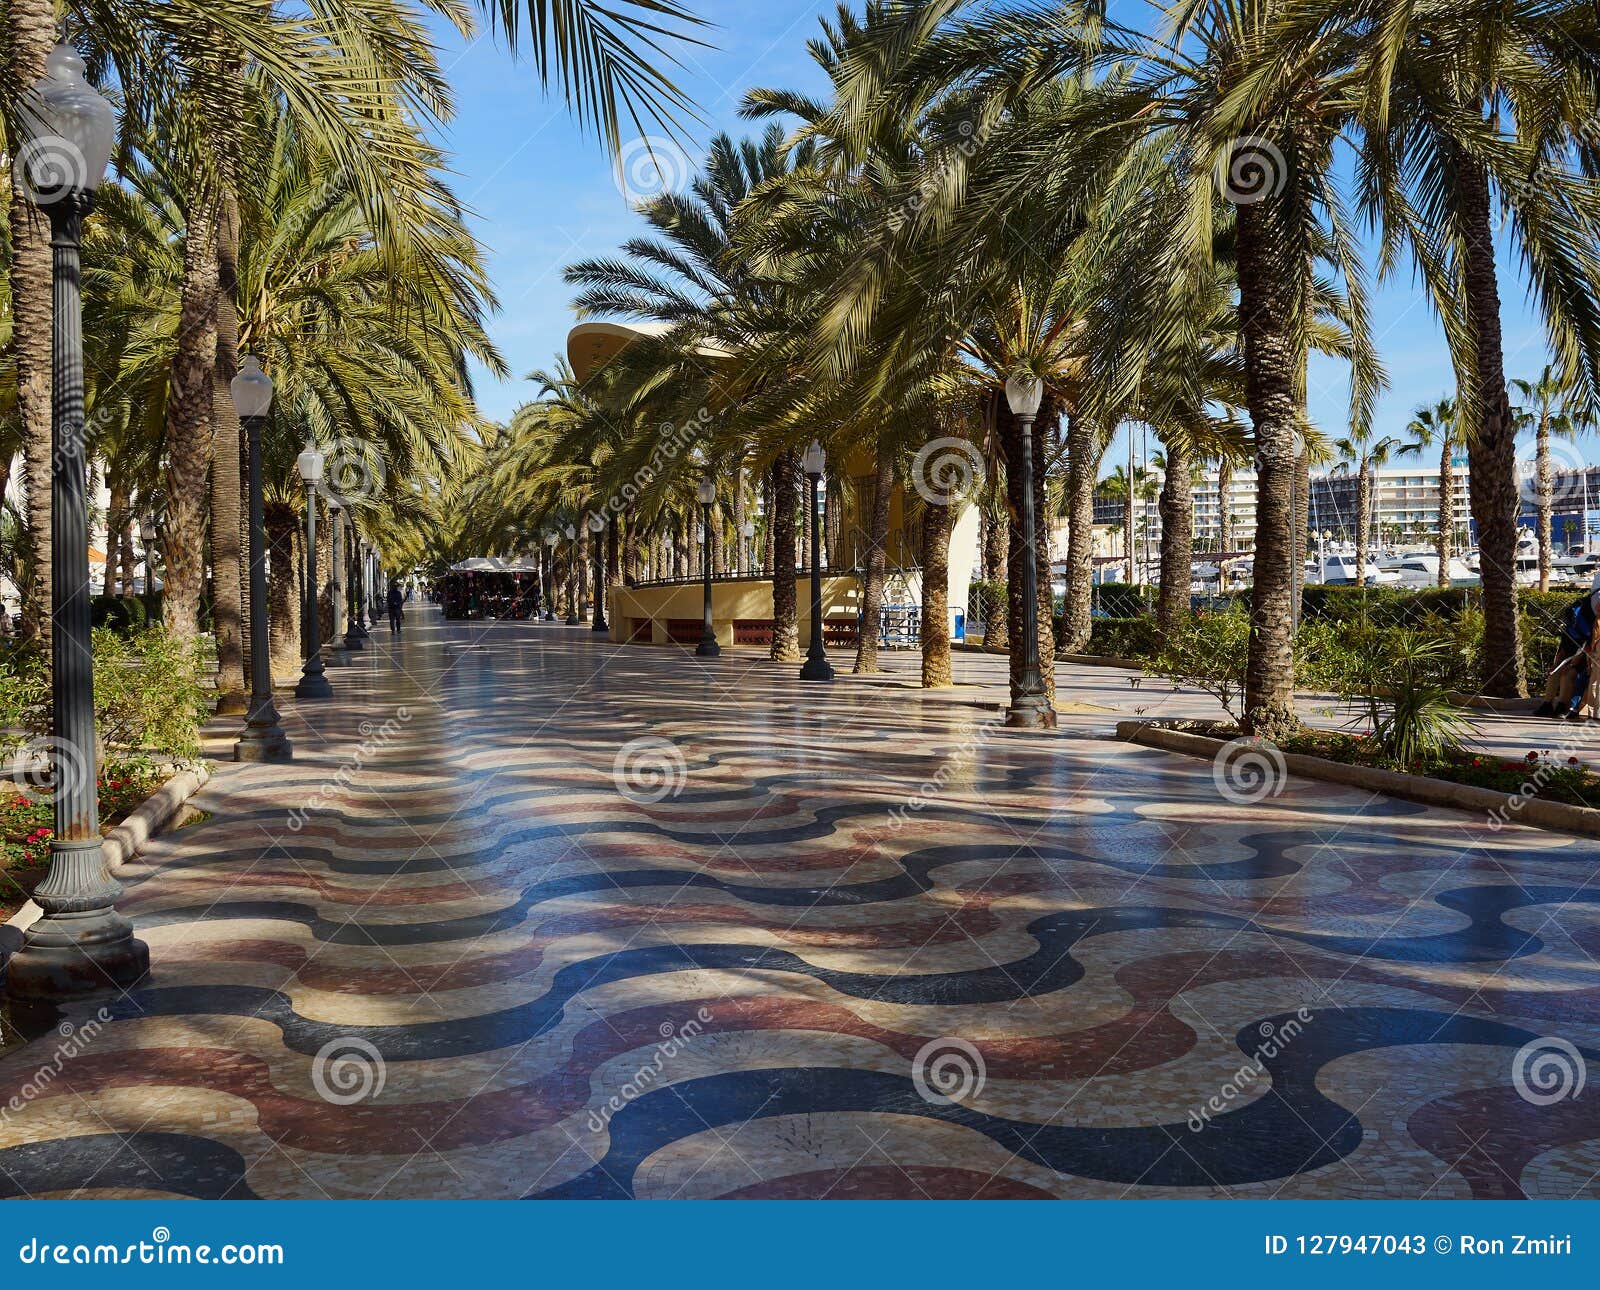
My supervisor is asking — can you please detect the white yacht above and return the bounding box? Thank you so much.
[1386,552,1479,587]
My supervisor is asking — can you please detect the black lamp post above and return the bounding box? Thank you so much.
[564,524,580,625]
[1004,374,1057,729]
[8,45,149,1002]
[741,520,755,577]
[695,477,720,656]
[342,512,365,651]
[295,444,332,699]
[139,513,158,623]
[351,539,371,642]
[799,440,834,681]
[588,514,608,633]
[232,356,292,761]
[542,529,558,619]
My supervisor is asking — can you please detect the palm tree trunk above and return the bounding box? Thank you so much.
[1001,399,1056,706]
[1236,197,1300,738]
[1218,455,1235,552]
[210,188,246,709]
[982,483,1008,652]
[266,502,299,682]
[102,480,128,597]
[1458,149,1525,696]
[1062,407,1096,652]
[1437,439,1454,586]
[853,446,894,673]
[6,0,57,644]
[1356,461,1371,583]
[921,495,953,688]
[770,450,801,661]
[1537,408,1552,592]
[162,203,220,642]
[1157,436,1193,635]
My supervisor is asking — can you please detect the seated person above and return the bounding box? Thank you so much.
[1538,588,1600,718]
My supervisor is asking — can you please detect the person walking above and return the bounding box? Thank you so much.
[387,579,405,634]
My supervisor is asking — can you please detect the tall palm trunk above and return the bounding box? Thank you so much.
[6,0,57,643]
[1218,455,1235,552]
[102,479,128,597]
[1156,436,1193,634]
[210,188,246,710]
[162,204,220,641]
[265,502,299,682]
[1458,150,1524,696]
[921,495,953,688]
[1061,408,1096,652]
[1355,460,1372,584]
[853,447,894,673]
[1437,437,1454,586]
[1001,399,1056,706]
[1536,406,1552,592]
[982,484,1008,652]
[1236,197,1301,739]
[770,451,801,661]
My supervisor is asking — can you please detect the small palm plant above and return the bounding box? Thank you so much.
[1356,632,1479,767]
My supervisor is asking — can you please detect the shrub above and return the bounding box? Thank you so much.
[1148,606,1252,720]
[1093,582,1153,618]
[1082,616,1160,658]
[91,627,210,759]
[90,595,148,634]
[1338,631,1479,766]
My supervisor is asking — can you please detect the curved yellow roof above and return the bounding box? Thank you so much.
[566,320,736,384]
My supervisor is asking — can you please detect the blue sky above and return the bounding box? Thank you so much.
[423,2,1574,473]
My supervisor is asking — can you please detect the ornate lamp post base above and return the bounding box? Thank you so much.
[235,716,293,762]
[800,652,834,682]
[6,839,149,1002]
[1004,694,1057,729]
[294,669,333,700]
[696,636,721,658]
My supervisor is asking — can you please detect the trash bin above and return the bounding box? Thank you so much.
[953,610,965,642]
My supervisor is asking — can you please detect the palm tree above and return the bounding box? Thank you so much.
[1512,366,1593,591]
[1399,397,1462,587]
[1332,432,1403,585]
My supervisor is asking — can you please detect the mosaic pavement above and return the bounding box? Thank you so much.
[1,612,1598,1199]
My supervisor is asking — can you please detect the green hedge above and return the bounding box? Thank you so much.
[90,595,147,634]
[1083,616,1160,658]
[1092,582,1155,617]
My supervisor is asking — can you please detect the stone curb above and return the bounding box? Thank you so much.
[1114,719,1600,840]
[1,763,213,943]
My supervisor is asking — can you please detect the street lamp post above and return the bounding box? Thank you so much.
[352,540,371,642]
[799,440,833,681]
[8,45,149,1002]
[543,529,558,619]
[139,514,158,624]
[564,524,580,625]
[342,513,365,651]
[232,356,292,761]
[295,445,332,699]
[696,477,720,657]
[1004,374,1057,729]
[588,514,608,633]
[742,520,755,577]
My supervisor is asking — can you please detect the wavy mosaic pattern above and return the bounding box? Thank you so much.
[1,615,1598,1200]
